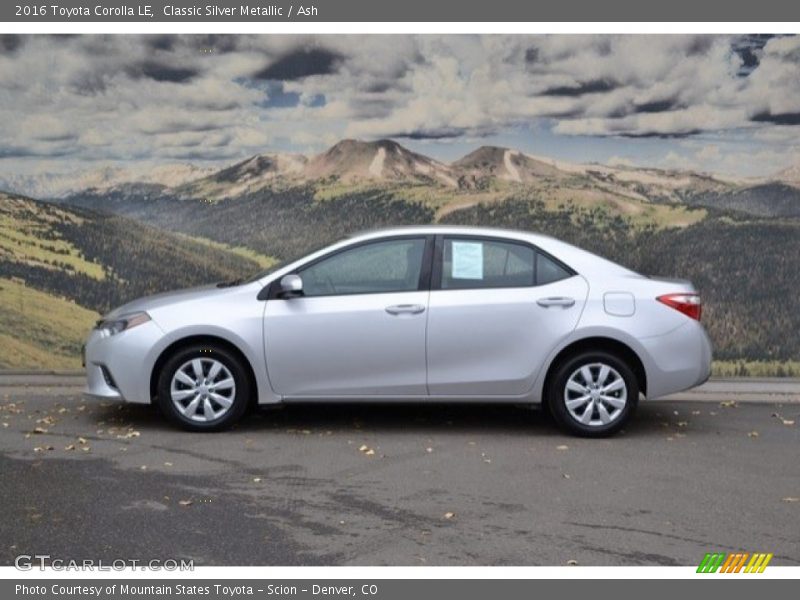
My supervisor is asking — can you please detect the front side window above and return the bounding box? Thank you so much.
[299,238,427,297]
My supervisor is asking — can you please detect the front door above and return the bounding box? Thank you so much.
[264,236,432,397]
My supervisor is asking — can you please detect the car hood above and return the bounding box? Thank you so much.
[104,283,252,320]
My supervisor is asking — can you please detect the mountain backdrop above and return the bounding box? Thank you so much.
[2,139,800,372]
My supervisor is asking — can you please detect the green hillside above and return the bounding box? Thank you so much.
[0,277,98,369]
[0,192,270,369]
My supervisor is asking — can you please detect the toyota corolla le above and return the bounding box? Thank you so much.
[83,226,712,436]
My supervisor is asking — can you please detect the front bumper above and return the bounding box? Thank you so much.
[83,319,165,404]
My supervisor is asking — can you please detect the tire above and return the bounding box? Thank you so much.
[547,350,638,437]
[156,343,251,432]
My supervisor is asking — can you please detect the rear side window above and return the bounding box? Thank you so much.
[537,252,572,285]
[440,237,572,289]
[442,238,535,289]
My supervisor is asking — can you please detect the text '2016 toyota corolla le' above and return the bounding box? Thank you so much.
[83,226,712,436]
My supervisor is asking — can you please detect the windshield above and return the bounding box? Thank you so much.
[243,240,336,284]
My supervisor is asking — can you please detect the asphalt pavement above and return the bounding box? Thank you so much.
[0,374,798,566]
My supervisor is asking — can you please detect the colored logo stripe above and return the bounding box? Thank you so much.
[697,552,772,573]
[697,553,726,573]
[745,553,773,573]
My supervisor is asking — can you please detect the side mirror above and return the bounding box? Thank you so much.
[279,274,304,298]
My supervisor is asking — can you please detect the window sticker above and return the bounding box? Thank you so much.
[451,241,484,279]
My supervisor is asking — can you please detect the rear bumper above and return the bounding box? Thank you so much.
[639,319,713,399]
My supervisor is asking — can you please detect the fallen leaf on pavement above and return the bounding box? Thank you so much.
[443,512,455,519]
[771,413,795,426]
[78,437,87,445]
[358,444,376,455]
[32,427,47,434]
[747,431,759,438]
[64,444,75,451]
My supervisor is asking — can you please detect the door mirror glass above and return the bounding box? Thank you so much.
[279,274,304,297]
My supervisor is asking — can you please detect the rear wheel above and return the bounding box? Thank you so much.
[156,344,250,431]
[547,350,638,437]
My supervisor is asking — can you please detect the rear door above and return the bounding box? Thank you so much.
[426,235,588,396]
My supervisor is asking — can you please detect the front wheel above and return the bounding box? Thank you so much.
[156,344,251,431]
[547,351,638,437]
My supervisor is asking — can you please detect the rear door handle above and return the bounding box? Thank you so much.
[385,304,426,315]
[537,296,575,308]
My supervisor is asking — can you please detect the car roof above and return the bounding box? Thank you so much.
[348,225,554,245]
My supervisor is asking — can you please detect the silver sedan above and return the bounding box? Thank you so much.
[83,226,712,436]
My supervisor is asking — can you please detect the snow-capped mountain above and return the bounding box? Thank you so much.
[453,146,565,185]
[774,163,800,187]
[177,153,308,200]
[0,163,215,199]
[303,139,458,187]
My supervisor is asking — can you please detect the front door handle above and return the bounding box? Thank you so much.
[537,296,575,308]
[385,304,426,315]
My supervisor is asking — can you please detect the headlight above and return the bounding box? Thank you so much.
[95,312,151,336]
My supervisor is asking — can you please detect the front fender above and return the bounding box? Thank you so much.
[145,324,280,405]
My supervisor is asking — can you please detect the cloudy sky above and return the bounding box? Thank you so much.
[1,34,799,178]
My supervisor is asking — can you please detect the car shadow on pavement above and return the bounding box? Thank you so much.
[92,398,707,439]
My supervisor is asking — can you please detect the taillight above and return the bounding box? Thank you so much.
[657,293,702,321]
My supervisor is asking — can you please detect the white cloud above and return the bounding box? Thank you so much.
[0,34,798,177]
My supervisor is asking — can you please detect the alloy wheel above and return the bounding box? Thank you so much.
[170,358,236,423]
[563,362,628,427]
